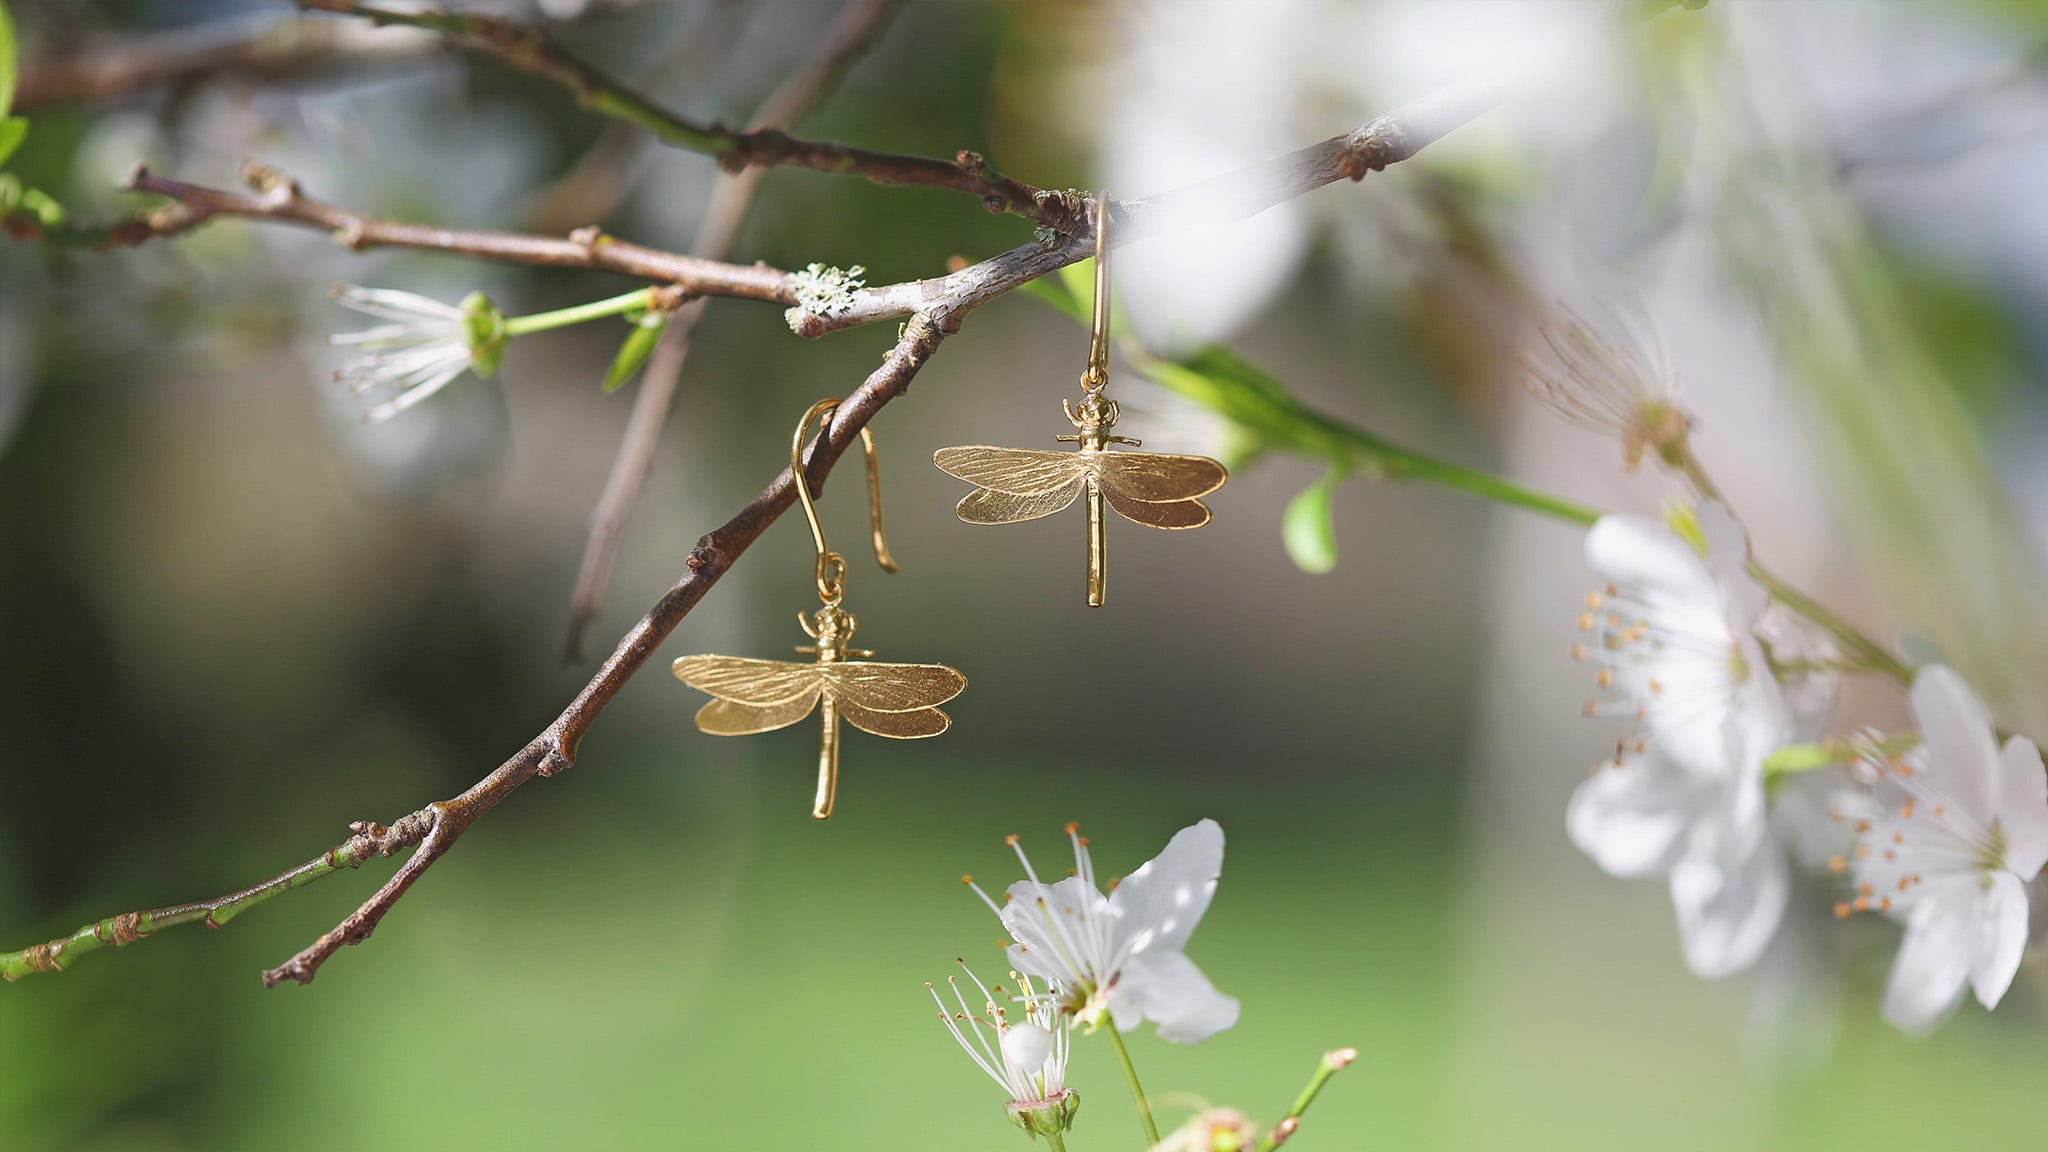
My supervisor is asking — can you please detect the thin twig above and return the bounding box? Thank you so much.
[294,0,1082,230]
[522,0,754,234]
[14,19,443,109]
[100,162,796,304]
[563,0,902,661]
[782,82,1503,337]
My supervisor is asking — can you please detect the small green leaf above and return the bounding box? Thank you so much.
[0,1,17,119]
[1282,469,1346,574]
[602,311,667,392]
[0,117,26,171]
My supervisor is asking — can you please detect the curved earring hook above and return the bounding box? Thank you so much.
[791,397,897,606]
[1083,190,1112,394]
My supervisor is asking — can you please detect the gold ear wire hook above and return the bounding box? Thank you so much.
[1082,190,1112,394]
[791,398,897,606]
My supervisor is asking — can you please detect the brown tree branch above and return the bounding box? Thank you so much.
[102,162,796,304]
[13,19,445,109]
[1,79,1501,988]
[294,0,1084,231]
[562,0,903,662]
[781,82,1503,337]
[4,313,951,986]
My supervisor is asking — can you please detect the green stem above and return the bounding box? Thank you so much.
[1044,1131,1069,1152]
[1103,1025,1160,1147]
[1678,454,1912,685]
[1374,444,1600,526]
[1752,565,1913,685]
[503,288,656,337]
[1256,1048,1358,1152]
[0,824,415,981]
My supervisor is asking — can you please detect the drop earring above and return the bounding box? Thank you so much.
[933,192,1226,605]
[673,399,968,820]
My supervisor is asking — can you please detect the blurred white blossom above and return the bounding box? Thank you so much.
[328,285,504,423]
[1567,503,1803,977]
[1841,665,2048,1035]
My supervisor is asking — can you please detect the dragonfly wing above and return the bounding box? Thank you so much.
[695,693,820,736]
[1102,485,1212,530]
[956,484,1082,524]
[933,446,1086,496]
[672,655,821,705]
[838,697,951,739]
[1092,451,1228,503]
[823,662,969,712]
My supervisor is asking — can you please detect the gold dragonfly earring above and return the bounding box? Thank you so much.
[672,400,968,820]
[934,192,1226,605]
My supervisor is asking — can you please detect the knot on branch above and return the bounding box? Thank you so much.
[240,161,302,205]
[23,941,64,973]
[100,912,146,946]
[1337,121,1413,179]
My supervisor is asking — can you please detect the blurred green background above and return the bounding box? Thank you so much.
[6,1,2048,1149]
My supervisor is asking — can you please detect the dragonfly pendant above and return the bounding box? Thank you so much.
[673,604,967,820]
[934,391,1226,606]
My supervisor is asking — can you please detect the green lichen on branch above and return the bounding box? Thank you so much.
[786,262,866,330]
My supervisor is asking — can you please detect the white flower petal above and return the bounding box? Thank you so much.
[1881,891,1976,1036]
[1910,665,2001,825]
[1696,502,1767,632]
[1121,951,1241,1044]
[335,285,466,320]
[1108,819,1222,962]
[1669,820,1789,979]
[1721,647,1788,838]
[1566,754,1708,877]
[1585,514,1717,606]
[1970,871,2029,1010]
[1997,737,2048,879]
[1000,876,1109,983]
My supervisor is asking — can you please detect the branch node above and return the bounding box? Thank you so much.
[110,912,146,945]
[1340,119,1413,178]
[569,224,607,249]
[239,161,301,205]
[119,162,150,193]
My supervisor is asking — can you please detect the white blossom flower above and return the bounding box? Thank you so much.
[1522,304,1689,472]
[1566,502,1799,977]
[966,821,1239,1044]
[1838,665,2048,1035]
[928,962,1078,1138]
[328,285,503,423]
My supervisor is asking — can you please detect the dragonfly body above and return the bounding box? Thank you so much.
[934,393,1226,605]
[673,605,966,819]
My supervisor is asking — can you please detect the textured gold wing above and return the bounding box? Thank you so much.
[956,484,1083,525]
[672,655,823,705]
[1102,485,1212,529]
[821,661,969,712]
[838,698,951,739]
[933,446,1089,496]
[694,693,821,736]
[1090,451,1228,503]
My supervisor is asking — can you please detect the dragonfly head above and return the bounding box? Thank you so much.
[1061,394,1119,446]
[802,604,858,658]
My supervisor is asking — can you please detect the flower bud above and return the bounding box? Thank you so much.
[1005,1088,1078,1140]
